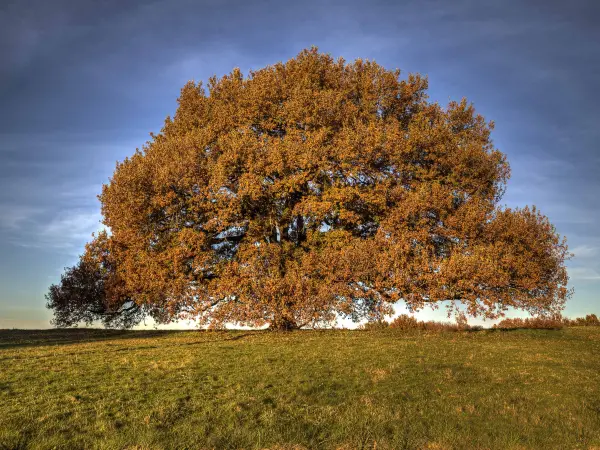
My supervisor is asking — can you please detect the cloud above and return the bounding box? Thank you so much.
[3,207,103,255]
[0,206,43,230]
[38,210,104,248]
[1,0,600,327]
[569,267,600,281]
[571,245,598,259]
[0,130,135,257]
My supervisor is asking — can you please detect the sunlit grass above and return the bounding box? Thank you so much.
[1,327,599,449]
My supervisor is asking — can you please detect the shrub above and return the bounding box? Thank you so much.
[563,314,600,327]
[388,314,482,332]
[493,316,564,330]
[494,314,600,330]
[388,314,419,330]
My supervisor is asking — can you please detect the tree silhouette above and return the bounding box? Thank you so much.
[48,48,571,329]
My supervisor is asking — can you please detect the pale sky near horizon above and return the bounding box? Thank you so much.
[1,0,599,329]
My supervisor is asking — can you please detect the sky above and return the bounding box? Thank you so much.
[0,0,599,329]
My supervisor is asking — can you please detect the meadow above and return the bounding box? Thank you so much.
[0,327,599,449]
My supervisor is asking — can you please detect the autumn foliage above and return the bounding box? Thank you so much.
[47,48,571,329]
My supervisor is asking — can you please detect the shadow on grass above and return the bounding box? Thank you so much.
[0,328,253,349]
[4,326,568,350]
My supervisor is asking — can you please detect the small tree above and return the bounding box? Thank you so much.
[48,48,571,329]
[46,233,142,328]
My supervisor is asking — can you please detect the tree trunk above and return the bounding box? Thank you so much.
[270,314,298,331]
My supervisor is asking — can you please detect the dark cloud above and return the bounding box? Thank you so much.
[1,0,599,327]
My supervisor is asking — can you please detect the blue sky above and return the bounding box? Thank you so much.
[1,0,598,328]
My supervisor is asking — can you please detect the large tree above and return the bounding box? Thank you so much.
[47,48,571,329]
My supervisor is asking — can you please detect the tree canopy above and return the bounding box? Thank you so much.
[47,48,571,329]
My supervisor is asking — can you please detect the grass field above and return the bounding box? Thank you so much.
[1,327,599,449]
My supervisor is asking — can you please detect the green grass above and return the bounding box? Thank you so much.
[1,328,599,449]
